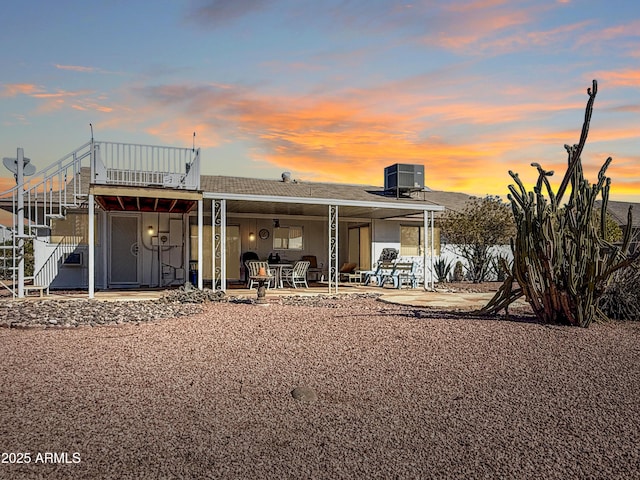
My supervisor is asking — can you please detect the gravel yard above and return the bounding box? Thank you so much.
[1,295,639,479]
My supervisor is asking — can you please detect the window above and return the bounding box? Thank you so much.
[273,226,303,250]
[400,225,440,256]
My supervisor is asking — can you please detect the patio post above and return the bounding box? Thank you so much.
[197,198,203,290]
[328,204,339,293]
[88,193,95,298]
[213,199,226,292]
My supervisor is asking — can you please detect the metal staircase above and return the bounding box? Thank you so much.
[1,142,91,296]
[1,140,200,297]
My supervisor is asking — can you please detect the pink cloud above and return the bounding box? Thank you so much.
[595,69,640,88]
[0,83,43,98]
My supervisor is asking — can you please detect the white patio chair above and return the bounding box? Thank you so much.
[281,261,310,288]
[246,261,275,289]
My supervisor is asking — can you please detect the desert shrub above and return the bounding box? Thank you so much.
[440,196,515,283]
[599,261,640,320]
[490,254,512,282]
[451,261,464,282]
[434,258,452,283]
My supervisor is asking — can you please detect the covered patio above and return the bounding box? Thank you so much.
[193,175,445,293]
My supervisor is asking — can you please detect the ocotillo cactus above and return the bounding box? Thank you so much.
[482,80,637,327]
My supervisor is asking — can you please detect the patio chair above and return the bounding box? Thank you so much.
[281,260,310,288]
[246,261,275,289]
[388,262,417,288]
[241,251,260,283]
[301,255,323,282]
[361,249,399,285]
[362,263,381,285]
[376,261,398,287]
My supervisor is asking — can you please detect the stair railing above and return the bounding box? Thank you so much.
[32,235,83,290]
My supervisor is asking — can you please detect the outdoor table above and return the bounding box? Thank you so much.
[267,263,292,288]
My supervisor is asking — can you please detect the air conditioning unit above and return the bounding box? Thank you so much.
[384,164,424,196]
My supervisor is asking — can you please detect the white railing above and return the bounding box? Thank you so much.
[91,141,200,190]
[0,243,16,294]
[33,236,84,289]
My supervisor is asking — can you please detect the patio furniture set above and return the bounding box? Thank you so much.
[246,260,311,289]
[346,249,418,289]
[359,260,418,289]
[245,248,417,290]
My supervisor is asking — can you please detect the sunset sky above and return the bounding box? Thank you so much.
[1,0,639,202]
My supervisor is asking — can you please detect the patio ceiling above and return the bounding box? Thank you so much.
[90,184,201,214]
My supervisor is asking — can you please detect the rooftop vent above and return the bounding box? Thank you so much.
[384,163,424,197]
[281,171,292,182]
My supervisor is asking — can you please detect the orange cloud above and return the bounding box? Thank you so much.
[595,69,640,88]
[3,83,118,116]
[0,83,43,97]
[146,120,222,149]
[125,75,637,202]
[577,20,640,45]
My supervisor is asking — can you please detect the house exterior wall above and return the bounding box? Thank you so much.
[235,217,329,270]
[35,210,189,289]
[139,211,187,287]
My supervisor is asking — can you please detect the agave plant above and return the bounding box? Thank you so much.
[433,257,453,283]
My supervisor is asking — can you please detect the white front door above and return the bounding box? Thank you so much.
[109,214,140,287]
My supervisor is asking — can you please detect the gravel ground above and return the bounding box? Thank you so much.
[1,296,639,479]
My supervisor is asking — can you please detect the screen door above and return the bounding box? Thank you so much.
[109,215,140,286]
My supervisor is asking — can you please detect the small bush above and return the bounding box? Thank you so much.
[451,261,464,282]
[599,262,640,321]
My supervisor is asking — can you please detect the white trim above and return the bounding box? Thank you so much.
[203,192,444,212]
[226,212,375,223]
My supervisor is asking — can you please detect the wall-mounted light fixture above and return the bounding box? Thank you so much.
[248,231,256,242]
[148,225,154,235]
[273,219,280,228]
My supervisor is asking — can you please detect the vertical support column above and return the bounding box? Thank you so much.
[101,210,108,289]
[328,205,339,293]
[212,199,226,291]
[423,210,429,291]
[430,210,435,290]
[88,194,95,298]
[197,199,203,290]
[182,212,189,287]
[423,209,435,291]
[16,148,25,299]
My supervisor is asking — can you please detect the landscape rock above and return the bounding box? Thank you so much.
[291,386,318,402]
